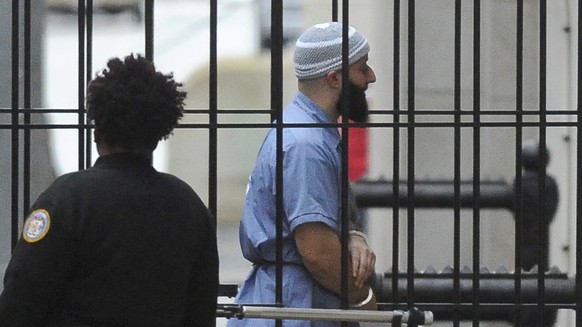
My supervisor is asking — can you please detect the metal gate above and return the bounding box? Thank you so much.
[2,0,582,326]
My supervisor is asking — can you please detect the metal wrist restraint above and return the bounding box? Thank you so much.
[348,230,369,244]
[349,287,374,308]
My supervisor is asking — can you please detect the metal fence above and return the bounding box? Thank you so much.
[2,0,582,326]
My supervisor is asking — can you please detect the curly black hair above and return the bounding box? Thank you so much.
[86,54,186,151]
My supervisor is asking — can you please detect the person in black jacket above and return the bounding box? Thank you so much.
[0,54,219,326]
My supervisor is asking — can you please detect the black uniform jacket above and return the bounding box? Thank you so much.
[0,153,219,327]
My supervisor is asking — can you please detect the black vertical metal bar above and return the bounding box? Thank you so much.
[208,3,218,325]
[514,0,524,325]
[77,0,85,171]
[577,1,582,325]
[453,0,462,326]
[143,0,153,164]
[145,0,154,61]
[209,0,218,219]
[11,0,20,251]
[85,0,93,168]
[274,96,284,327]
[270,3,283,127]
[332,0,338,22]
[340,1,350,317]
[577,0,582,323]
[271,0,284,325]
[23,0,31,214]
[472,0,481,325]
[538,0,548,324]
[391,0,401,311]
[406,0,416,307]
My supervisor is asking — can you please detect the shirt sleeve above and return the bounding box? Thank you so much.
[0,189,73,325]
[283,138,340,233]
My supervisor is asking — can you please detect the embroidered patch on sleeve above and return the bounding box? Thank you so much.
[22,209,51,243]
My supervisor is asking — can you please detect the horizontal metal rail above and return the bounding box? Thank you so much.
[352,179,515,209]
[372,267,574,305]
[217,304,433,326]
[372,266,570,323]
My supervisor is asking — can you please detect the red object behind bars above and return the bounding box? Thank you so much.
[339,119,368,182]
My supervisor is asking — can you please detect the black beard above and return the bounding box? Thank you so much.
[336,81,369,123]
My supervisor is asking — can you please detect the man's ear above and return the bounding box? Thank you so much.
[324,70,342,89]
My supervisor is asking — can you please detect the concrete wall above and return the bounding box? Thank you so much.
[167,53,298,225]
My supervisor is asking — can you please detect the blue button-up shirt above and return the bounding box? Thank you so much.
[227,92,357,327]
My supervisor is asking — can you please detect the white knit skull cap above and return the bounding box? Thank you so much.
[294,22,369,80]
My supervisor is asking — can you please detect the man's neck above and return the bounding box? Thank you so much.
[298,83,340,122]
[97,143,152,157]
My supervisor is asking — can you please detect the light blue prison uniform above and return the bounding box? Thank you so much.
[227,91,358,327]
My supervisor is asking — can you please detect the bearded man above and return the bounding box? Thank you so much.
[228,22,377,327]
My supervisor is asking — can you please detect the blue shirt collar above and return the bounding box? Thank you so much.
[292,91,341,150]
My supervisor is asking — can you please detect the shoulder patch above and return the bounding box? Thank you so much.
[23,209,51,243]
